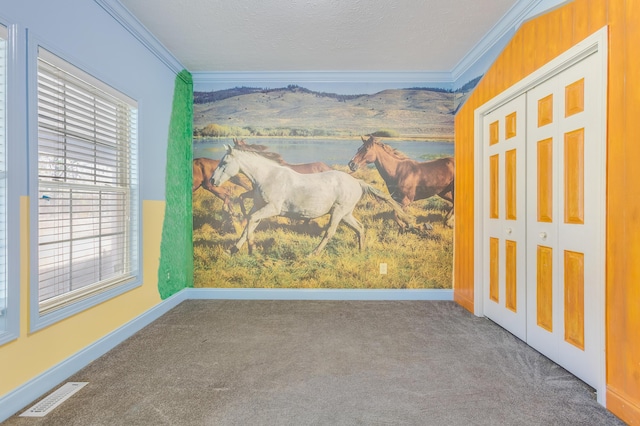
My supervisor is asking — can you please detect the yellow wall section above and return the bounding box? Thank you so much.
[0,198,164,397]
[454,0,640,422]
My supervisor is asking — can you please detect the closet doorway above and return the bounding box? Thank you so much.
[474,28,607,404]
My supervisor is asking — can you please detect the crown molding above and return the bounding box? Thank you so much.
[94,0,185,75]
[192,71,453,87]
[451,0,568,82]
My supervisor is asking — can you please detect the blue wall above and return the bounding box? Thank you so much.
[0,0,177,201]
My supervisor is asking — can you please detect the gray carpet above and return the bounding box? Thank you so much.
[5,300,623,425]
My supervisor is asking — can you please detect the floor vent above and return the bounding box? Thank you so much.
[20,382,88,417]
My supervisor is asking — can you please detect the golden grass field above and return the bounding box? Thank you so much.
[193,166,453,289]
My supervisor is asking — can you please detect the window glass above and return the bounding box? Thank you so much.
[36,48,138,315]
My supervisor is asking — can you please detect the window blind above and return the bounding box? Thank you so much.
[37,48,138,314]
[0,26,7,324]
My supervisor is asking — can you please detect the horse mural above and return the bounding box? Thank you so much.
[193,139,333,218]
[211,145,413,256]
[348,135,455,228]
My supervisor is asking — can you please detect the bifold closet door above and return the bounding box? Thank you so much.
[482,94,527,341]
[525,52,603,388]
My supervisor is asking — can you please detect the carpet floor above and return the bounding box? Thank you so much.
[5,300,623,425]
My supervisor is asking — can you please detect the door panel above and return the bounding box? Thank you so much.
[483,94,527,340]
[526,52,601,387]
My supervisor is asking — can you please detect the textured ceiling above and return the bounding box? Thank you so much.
[118,0,520,72]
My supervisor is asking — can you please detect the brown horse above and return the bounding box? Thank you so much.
[193,157,253,216]
[348,136,454,227]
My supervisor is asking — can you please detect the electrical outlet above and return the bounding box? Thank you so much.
[379,263,388,274]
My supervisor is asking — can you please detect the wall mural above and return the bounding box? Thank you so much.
[192,81,455,289]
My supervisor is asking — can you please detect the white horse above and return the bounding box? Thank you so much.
[211,145,412,256]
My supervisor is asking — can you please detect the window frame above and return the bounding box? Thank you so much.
[0,20,17,346]
[28,39,142,331]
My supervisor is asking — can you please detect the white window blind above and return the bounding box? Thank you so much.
[0,25,7,327]
[37,48,138,314]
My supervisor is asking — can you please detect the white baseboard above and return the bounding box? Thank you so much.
[0,286,452,421]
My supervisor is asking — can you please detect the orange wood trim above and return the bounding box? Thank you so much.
[505,112,517,139]
[537,138,554,223]
[505,149,517,220]
[537,245,553,332]
[538,94,554,127]
[490,154,499,219]
[607,386,640,425]
[564,129,585,224]
[490,237,499,303]
[564,250,585,350]
[565,78,585,117]
[505,240,517,312]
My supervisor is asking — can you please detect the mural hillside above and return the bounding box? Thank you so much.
[192,84,455,290]
[194,86,454,139]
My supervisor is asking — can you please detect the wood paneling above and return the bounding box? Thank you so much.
[505,149,517,220]
[505,240,517,312]
[505,112,517,140]
[490,120,499,145]
[521,20,537,77]
[564,129,585,224]
[490,237,499,303]
[453,0,640,421]
[564,250,585,350]
[573,1,589,42]
[453,110,474,311]
[490,154,499,219]
[565,78,585,117]
[609,0,640,419]
[538,94,554,127]
[537,138,553,223]
[537,245,553,332]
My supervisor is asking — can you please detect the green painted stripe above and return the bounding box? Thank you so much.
[158,70,194,298]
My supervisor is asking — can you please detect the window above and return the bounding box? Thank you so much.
[0,25,7,334]
[36,48,138,317]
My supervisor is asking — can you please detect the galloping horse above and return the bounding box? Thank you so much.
[233,138,331,173]
[348,136,455,227]
[193,139,332,217]
[230,139,332,216]
[211,145,412,256]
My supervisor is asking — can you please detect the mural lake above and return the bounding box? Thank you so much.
[193,137,454,165]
